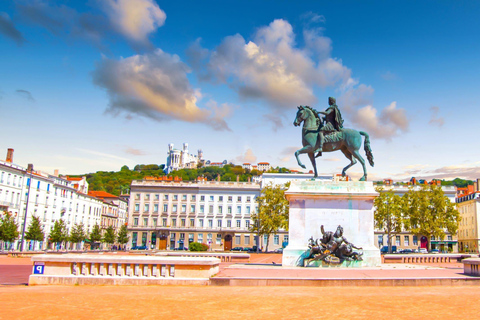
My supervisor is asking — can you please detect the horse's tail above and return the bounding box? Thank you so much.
[359,131,374,167]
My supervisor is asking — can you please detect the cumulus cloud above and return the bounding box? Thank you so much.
[92,49,231,130]
[429,106,444,127]
[188,19,353,109]
[0,12,26,45]
[380,71,397,81]
[101,0,165,48]
[125,147,145,156]
[236,149,257,163]
[16,0,164,50]
[262,113,284,132]
[337,83,374,112]
[16,89,35,101]
[278,146,299,163]
[351,102,409,140]
[393,162,480,181]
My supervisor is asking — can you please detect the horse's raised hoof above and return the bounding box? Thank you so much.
[300,164,306,169]
[359,176,366,181]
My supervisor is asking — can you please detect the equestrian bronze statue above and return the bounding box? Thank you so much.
[293,97,374,181]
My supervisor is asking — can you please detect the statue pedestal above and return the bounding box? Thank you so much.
[282,180,381,267]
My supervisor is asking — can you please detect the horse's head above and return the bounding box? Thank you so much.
[294,106,307,127]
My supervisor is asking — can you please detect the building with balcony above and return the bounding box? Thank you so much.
[127,179,261,250]
[456,179,480,253]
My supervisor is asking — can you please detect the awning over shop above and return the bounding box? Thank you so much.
[431,240,457,244]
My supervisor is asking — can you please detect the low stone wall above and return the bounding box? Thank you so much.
[383,254,472,264]
[463,258,480,276]
[155,252,250,263]
[28,254,220,286]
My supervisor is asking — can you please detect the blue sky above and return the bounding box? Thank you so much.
[1,0,480,181]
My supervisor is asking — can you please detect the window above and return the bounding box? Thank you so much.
[235,235,241,245]
[181,218,186,227]
[246,206,251,214]
[218,206,223,214]
[134,204,140,212]
[145,194,150,200]
[228,206,232,214]
[172,205,177,213]
[216,233,222,244]
[179,233,185,239]
[143,218,148,226]
[132,232,138,246]
[264,235,268,243]
[245,235,250,245]
[447,235,452,241]
[189,233,194,242]
[198,234,203,242]
[207,233,213,243]
[431,236,435,241]
[162,218,167,227]
[283,235,289,244]
[200,205,205,213]
[413,235,418,245]
[217,220,222,228]
[190,205,195,213]
[135,194,140,200]
[208,219,213,228]
[236,220,241,228]
[228,196,232,202]
[134,218,139,226]
[144,204,149,212]
[227,220,231,228]
[199,219,204,227]
[219,196,223,202]
[237,196,242,202]
[404,236,409,246]
[153,218,157,226]
[210,195,214,201]
[173,195,178,201]
[171,218,177,227]
[209,205,214,213]
[154,194,159,200]
[153,204,158,212]
[182,195,187,201]
[396,236,400,246]
[191,195,196,201]
[181,205,186,213]
[190,218,195,227]
[163,204,168,212]
[200,195,205,201]
[247,196,251,202]
[378,235,384,246]
[163,194,169,200]
[274,235,279,245]
[245,220,250,228]
[237,206,241,214]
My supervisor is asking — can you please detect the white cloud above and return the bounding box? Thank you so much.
[92,49,231,130]
[102,0,166,46]
[188,19,353,109]
[429,106,444,127]
[352,102,409,140]
[236,149,257,163]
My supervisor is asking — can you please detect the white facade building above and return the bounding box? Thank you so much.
[127,179,261,250]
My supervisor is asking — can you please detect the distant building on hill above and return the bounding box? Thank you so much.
[165,143,203,174]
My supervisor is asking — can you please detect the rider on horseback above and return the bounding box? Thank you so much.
[314,97,344,156]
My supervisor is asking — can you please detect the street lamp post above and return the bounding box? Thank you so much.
[20,164,34,252]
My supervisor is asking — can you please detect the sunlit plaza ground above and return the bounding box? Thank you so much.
[2,254,480,319]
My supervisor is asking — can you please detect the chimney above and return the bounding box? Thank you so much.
[6,148,13,163]
[27,163,34,172]
[54,169,59,177]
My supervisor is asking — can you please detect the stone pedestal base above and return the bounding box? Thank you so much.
[282,180,381,268]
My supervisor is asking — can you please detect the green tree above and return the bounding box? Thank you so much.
[88,224,102,249]
[250,183,289,252]
[69,223,86,249]
[49,219,68,249]
[374,188,404,253]
[103,226,116,247]
[0,212,19,249]
[403,185,460,249]
[117,224,129,246]
[25,215,44,250]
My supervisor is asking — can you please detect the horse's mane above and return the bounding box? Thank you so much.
[303,105,321,127]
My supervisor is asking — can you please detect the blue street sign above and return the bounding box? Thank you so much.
[33,263,44,275]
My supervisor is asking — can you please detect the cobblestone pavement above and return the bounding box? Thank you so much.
[1,285,480,319]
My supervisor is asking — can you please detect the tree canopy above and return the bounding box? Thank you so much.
[117,224,129,244]
[0,211,19,243]
[25,215,45,242]
[250,183,289,252]
[103,226,116,245]
[374,188,403,253]
[89,224,102,243]
[69,223,86,243]
[49,219,68,244]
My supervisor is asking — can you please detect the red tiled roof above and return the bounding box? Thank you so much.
[258,162,270,165]
[67,177,83,181]
[88,191,117,199]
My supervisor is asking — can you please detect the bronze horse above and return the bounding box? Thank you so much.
[293,106,374,181]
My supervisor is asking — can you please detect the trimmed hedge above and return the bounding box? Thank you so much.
[189,242,209,251]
